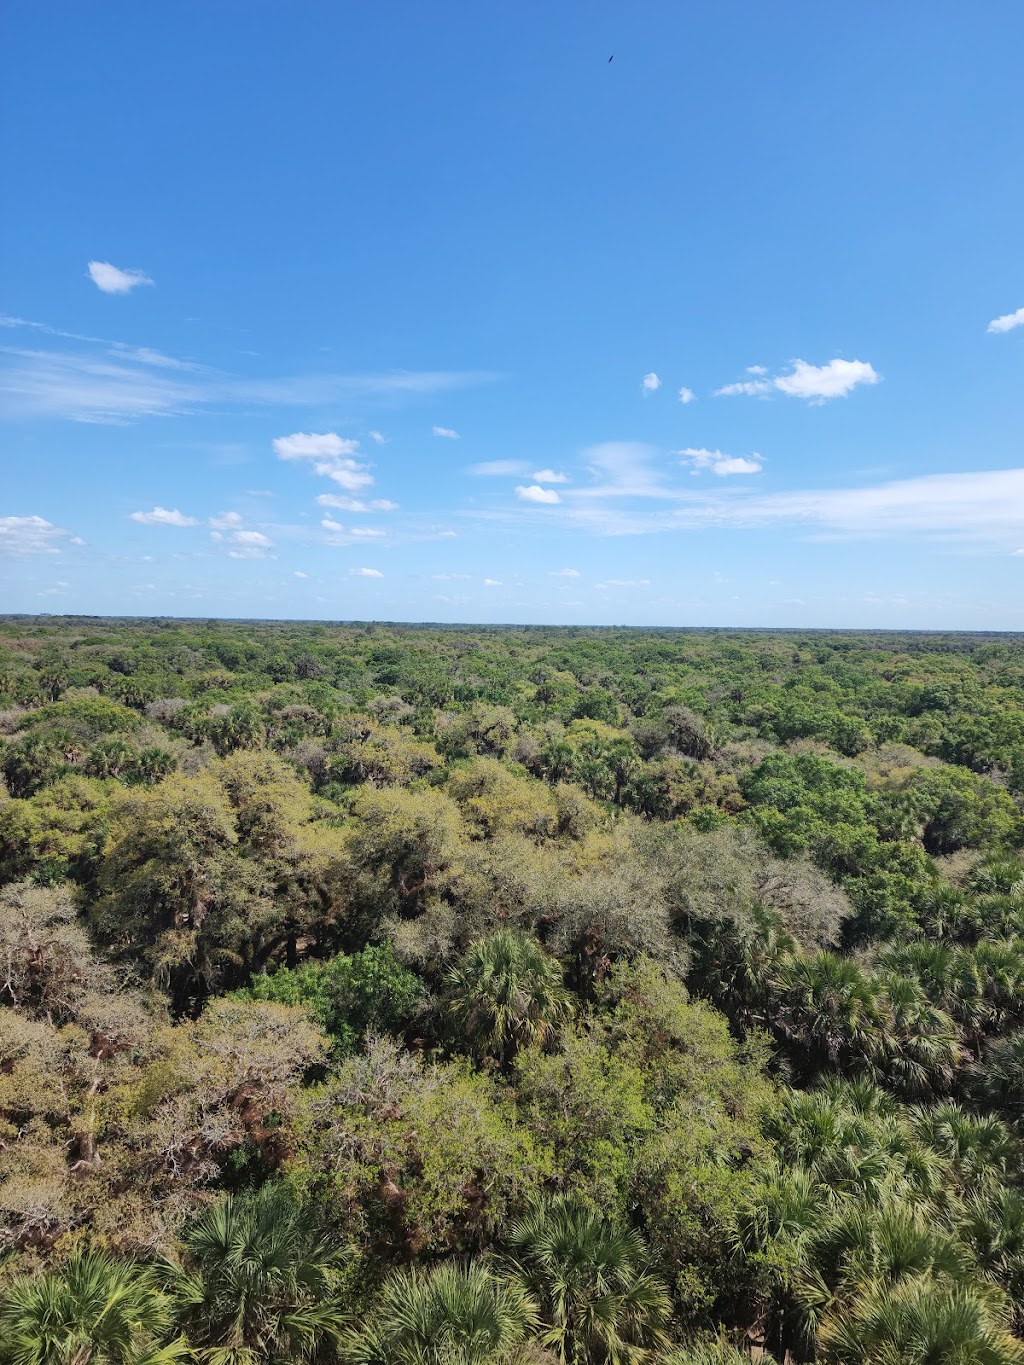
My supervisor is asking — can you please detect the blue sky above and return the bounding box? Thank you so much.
[3,1,1024,627]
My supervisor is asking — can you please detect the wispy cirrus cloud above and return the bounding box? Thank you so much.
[467,460,529,476]
[0,317,494,424]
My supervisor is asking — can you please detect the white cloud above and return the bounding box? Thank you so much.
[467,460,528,476]
[314,460,375,491]
[225,529,273,559]
[0,515,72,555]
[678,447,763,476]
[350,567,383,577]
[209,511,244,529]
[0,327,493,425]
[515,484,561,504]
[532,468,569,483]
[988,307,1024,335]
[316,494,398,512]
[130,506,198,526]
[551,568,580,577]
[483,578,503,587]
[321,517,344,532]
[273,433,378,493]
[87,261,154,294]
[597,579,650,589]
[433,425,460,438]
[273,431,360,460]
[714,379,771,397]
[293,570,308,578]
[677,386,696,404]
[773,358,879,401]
[351,527,386,538]
[674,467,1024,541]
[713,456,763,475]
[641,372,661,394]
[368,430,387,444]
[438,530,458,537]
[715,358,880,403]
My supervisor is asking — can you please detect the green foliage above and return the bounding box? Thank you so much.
[0,1250,188,1365]
[235,945,423,1054]
[167,1184,351,1363]
[4,618,1024,1361]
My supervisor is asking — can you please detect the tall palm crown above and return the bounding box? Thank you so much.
[347,1262,538,1365]
[0,1250,188,1365]
[167,1185,350,1365]
[507,1200,670,1365]
[445,931,571,1065]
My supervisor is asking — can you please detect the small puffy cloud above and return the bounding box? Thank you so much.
[87,260,154,294]
[678,447,763,476]
[467,460,528,476]
[351,527,385,538]
[314,460,374,491]
[130,506,198,526]
[677,386,696,404]
[483,578,503,587]
[350,566,383,577]
[551,568,580,577]
[773,358,879,401]
[641,372,661,394]
[988,307,1024,335]
[438,530,458,538]
[316,493,397,512]
[273,431,360,460]
[0,515,72,555]
[368,430,387,444]
[275,431,377,493]
[321,517,344,532]
[433,425,460,438]
[746,365,768,376]
[532,468,569,483]
[515,484,561,504]
[225,529,273,559]
[209,511,244,530]
[294,570,309,578]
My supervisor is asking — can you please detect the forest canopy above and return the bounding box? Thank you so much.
[2,616,1024,1363]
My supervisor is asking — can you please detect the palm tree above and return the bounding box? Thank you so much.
[348,1261,538,1365]
[971,1030,1024,1123]
[0,1249,188,1365]
[770,951,885,1081]
[445,931,572,1066]
[167,1185,350,1364]
[507,1199,670,1365]
[818,1274,1024,1364]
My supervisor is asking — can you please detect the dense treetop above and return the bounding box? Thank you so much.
[2,617,1024,1363]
